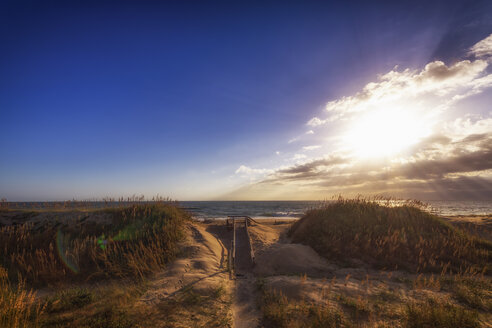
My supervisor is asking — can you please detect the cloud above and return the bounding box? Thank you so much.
[306,117,326,126]
[470,33,492,58]
[274,155,346,177]
[321,59,489,120]
[292,154,307,160]
[235,165,272,176]
[299,35,492,127]
[306,130,314,135]
[288,137,299,144]
[259,132,492,199]
[302,145,321,151]
[227,34,492,200]
[442,116,492,139]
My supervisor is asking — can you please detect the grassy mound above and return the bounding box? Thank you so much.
[0,203,190,286]
[289,199,491,273]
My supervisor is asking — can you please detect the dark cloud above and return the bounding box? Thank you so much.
[459,133,489,143]
[277,156,345,175]
[254,133,492,200]
[397,137,492,179]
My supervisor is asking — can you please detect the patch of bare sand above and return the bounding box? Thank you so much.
[263,271,414,303]
[139,223,229,303]
[445,215,492,225]
[254,243,334,277]
[443,215,492,241]
[247,221,334,277]
[135,222,233,327]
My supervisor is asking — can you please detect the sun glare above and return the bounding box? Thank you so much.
[344,107,430,158]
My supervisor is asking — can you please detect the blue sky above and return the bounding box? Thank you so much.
[1,0,492,201]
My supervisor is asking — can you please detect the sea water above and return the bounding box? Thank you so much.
[180,200,492,220]
[6,200,492,219]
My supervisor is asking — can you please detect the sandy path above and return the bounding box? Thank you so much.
[234,276,260,328]
[202,219,322,328]
[232,222,260,328]
[138,222,229,304]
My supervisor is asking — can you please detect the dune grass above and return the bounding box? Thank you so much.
[289,198,491,274]
[259,287,346,328]
[0,203,190,287]
[405,298,479,328]
[272,198,490,327]
[0,202,191,327]
[39,283,145,328]
[0,266,45,328]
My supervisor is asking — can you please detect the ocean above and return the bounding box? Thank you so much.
[5,200,492,219]
[179,200,492,219]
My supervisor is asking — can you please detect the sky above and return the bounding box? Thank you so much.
[1,0,492,201]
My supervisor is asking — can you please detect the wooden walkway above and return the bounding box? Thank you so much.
[226,216,255,278]
[227,216,261,328]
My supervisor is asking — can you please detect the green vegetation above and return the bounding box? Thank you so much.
[289,198,491,273]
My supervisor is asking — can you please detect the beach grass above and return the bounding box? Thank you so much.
[259,286,346,328]
[0,202,190,327]
[0,266,44,328]
[289,198,491,274]
[0,203,190,287]
[251,197,491,328]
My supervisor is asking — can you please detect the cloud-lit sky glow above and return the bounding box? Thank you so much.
[1,0,491,201]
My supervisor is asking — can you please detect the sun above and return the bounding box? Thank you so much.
[344,107,430,158]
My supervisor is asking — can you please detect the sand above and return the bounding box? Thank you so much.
[139,222,229,304]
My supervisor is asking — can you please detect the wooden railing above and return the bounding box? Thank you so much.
[228,218,236,278]
[244,218,255,266]
[226,216,256,278]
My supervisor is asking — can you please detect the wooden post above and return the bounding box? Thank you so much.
[229,240,234,279]
[245,218,256,266]
[232,218,236,273]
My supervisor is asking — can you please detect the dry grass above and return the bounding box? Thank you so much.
[0,266,44,328]
[444,276,492,311]
[258,198,491,327]
[289,198,491,274]
[405,298,479,328]
[148,284,232,328]
[39,282,146,328]
[0,203,190,287]
[258,276,486,328]
[0,201,191,327]
[259,288,346,328]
